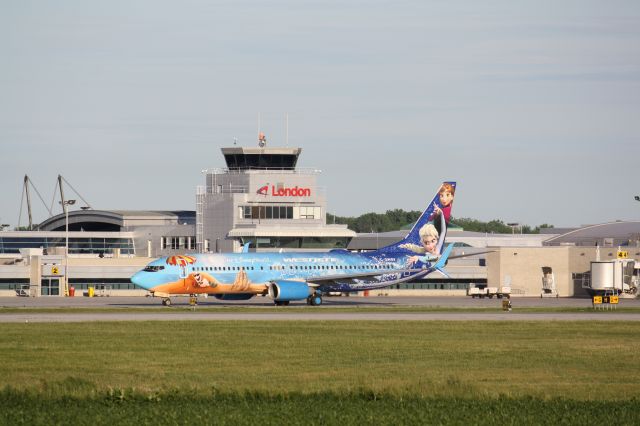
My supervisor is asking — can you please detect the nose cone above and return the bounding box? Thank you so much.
[130,271,148,289]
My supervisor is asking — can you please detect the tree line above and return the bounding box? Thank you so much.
[326,209,553,234]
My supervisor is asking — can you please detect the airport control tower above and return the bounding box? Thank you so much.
[197,145,355,253]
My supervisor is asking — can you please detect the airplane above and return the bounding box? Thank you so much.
[131,181,460,306]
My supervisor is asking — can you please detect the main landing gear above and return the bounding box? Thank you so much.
[307,294,323,306]
[272,294,323,306]
[161,298,172,307]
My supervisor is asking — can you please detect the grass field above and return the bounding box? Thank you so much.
[1,321,639,424]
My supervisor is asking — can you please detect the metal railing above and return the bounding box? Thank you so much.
[204,167,322,175]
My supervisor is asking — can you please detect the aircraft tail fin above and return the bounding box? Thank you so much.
[375,181,456,256]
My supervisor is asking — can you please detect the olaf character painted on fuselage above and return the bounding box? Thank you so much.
[131,181,457,306]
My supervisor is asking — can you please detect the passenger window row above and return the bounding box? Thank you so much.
[189,264,397,272]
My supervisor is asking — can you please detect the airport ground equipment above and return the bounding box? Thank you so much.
[15,284,31,297]
[468,284,511,299]
[541,266,558,298]
[582,256,637,296]
[94,284,112,297]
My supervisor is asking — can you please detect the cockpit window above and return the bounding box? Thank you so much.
[143,265,165,272]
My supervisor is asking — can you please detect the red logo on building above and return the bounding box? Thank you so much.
[257,185,269,196]
[256,184,311,197]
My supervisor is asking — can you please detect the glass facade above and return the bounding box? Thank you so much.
[0,279,30,290]
[41,278,60,296]
[160,236,195,250]
[0,236,135,255]
[241,236,350,249]
[398,279,487,290]
[239,205,322,220]
[224,153,298,170]
[69,279,142,291]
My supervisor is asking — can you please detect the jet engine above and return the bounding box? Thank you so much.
[268,280,312,301]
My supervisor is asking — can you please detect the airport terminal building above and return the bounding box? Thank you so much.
[1,144,639,299]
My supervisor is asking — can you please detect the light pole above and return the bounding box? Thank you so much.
[60,199,76,296]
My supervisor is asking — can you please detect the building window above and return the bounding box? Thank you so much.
[161,236,194,250]
[239,205,295,220]
[298,206,321,219]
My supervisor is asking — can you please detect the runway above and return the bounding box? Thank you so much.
[2,295,639,322]
[3,312,640,323]
[4,295,637,308]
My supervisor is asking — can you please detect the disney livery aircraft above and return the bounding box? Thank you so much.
[131,182,457,306]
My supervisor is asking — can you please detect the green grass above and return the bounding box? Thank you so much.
[2,390,639,425]
[1,321,639,424]
[1,321,639,397]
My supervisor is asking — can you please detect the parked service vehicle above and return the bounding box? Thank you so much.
[468,285,511,299]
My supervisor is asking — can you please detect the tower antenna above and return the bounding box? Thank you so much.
[285,113,289,147]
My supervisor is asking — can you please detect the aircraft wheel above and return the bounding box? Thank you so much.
[162,298,171,307]
[311,295,323,306]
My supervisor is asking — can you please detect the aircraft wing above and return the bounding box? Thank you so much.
[446,250,494,260]
[305,268,427,285]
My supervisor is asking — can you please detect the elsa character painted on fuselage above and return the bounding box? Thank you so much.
[400,223,440,267]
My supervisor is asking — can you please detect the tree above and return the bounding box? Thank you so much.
[327,211,553,234]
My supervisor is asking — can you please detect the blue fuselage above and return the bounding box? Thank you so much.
[131,250,427,293]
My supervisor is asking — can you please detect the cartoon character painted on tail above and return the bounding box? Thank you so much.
[398,182,456,268]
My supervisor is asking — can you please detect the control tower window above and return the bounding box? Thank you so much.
[240,205,294,220]
[224,154,298,170]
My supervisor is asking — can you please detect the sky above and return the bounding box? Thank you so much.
[1,0,639,229]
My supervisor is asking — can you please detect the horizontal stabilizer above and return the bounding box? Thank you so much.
[434,243,455,269]
[434,267,451,279]
[307,268,428,284]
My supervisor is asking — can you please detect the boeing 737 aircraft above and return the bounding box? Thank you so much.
[131,181,458,306]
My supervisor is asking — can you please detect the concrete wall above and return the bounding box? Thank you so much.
[202,170,327,253]
[0,255,153,297]
[203,196,236,253]
[486,246,621,297]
